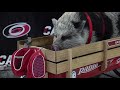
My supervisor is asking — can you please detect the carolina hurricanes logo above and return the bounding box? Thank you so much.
[3,22,31,38]
[43,26,52,35]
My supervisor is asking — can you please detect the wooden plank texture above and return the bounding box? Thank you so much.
[46,61,57,74]
[17,36,120,74]
[66,49,73,78]
[101,40,108,71]
[56,47,120,74]
[54,37,120,62]
[18,36,120,63]
[55,41,103,62]
[18,36,53,47]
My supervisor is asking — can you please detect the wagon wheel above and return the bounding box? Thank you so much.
[113,69,120,77]
[95,69,120,78]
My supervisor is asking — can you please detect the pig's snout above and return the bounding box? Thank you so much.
[51,44,60,51]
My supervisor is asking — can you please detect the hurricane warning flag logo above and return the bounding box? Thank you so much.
[3,22,31,38]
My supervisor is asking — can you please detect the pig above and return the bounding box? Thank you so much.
[51,12,120,50]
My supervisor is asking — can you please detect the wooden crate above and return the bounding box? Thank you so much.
[17,36,120,78]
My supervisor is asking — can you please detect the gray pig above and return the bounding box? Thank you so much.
[52,12,120,50]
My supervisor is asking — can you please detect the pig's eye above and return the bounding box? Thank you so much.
[61,35,72,41]
[72,21,80,28]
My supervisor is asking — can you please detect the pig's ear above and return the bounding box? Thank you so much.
[52,18,58,26]
[77,20,86,34]
[72,20,86,33]
[80,20,86,32]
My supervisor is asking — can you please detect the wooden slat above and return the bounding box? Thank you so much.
[55,41,103,62]
[46,61,57,74]
[44,73,48,78]
[18,36,103,62]
[17,41,24,49]
[57,61,68,74]
[18,36,53,47]
[18,36,120,63]
[107,47,120,59]
[66,49,73,78]
[56,52,103,74]
[17,36,120,75]
[101,40,108,71]
[55,37,120,62]
[56,47,120,74]
[45,50,56,62]
[39,47,56,62]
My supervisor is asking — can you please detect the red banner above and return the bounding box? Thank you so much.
[72,56,120,78]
